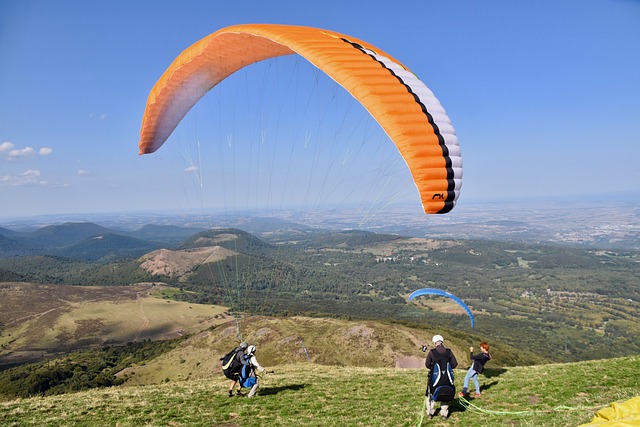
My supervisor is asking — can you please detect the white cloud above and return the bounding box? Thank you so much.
[0,142,15,152]
[8,146,36,160]
[0,169,46,186]
[77,169,90,175]
[184,165,199,173]
[89,112,108,120]
[1,143,54,161]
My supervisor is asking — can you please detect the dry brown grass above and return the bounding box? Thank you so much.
[0,283,230,366]
[138,246,237,278]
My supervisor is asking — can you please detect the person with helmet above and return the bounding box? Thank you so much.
[226,341,248,397]
[241,344,270,398]
[424,334,458,419]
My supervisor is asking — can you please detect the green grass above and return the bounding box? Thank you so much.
[2,356,638,427]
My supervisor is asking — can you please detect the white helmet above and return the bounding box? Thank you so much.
[432,335,444,344]
[246,345,256,355]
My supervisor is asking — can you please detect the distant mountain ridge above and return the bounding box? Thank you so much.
[0,226,21,238]
[0,222,403,260]
[179,228,273,254]
[27,222,113,246]
[127,224,207,245]
[2,198,639,250]
[57,233,162,261]
[0,221,204,260]
[0,234,19,250]
[301,229,402,248]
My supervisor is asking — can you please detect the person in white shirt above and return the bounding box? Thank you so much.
[244,345,269,398]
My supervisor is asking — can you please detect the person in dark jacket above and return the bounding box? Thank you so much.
[425,334,458,419]
[227,341,248,397]
[459,341,491,397]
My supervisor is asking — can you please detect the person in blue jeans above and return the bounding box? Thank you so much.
[459,341,491,397]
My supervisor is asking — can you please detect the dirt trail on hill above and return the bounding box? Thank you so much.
[134,299,149,341]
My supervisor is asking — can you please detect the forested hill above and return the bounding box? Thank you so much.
[0,223,638,368]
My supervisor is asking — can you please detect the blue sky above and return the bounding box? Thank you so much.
[1,0,639,220]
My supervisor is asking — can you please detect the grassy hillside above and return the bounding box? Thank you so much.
[0,280,544,376]
[1,356,638,427]
[0,284,637,426]
[0,283,230,367]
[115,315,546,388]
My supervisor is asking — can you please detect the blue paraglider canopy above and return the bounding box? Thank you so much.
[409,288,475,328]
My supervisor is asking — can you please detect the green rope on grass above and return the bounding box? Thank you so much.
[458,396,596,416]
[415,395,428,427]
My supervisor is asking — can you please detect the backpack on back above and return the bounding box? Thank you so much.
[427,349,456,402]
[220,348,244,380]
[238,357,257,388]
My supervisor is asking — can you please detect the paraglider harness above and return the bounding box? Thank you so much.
[426,348,456,403]
[220,347,245,381]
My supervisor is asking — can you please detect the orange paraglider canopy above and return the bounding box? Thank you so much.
[139,24,462,214]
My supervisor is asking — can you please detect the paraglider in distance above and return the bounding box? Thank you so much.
[409,288,474,328]
[138,24,462,214]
